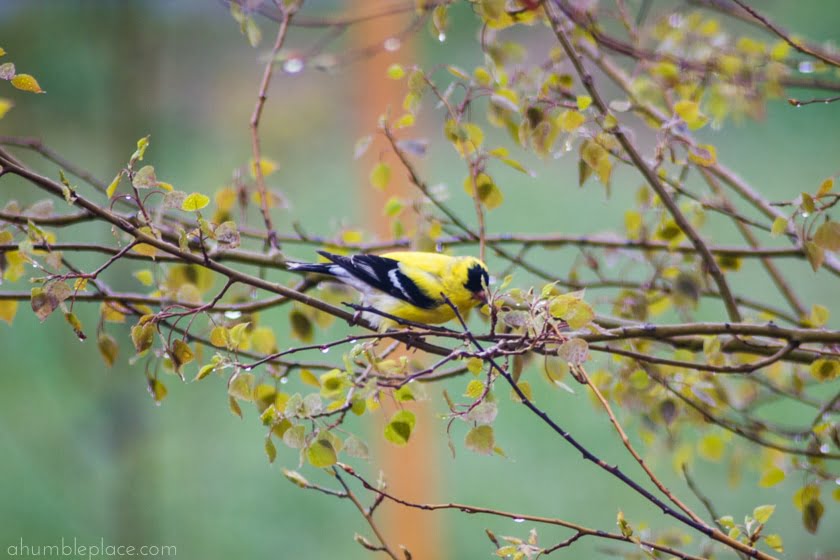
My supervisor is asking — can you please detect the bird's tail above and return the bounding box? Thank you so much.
[286,260,335,275]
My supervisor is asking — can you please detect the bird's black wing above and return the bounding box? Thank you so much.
[317,251,438,309]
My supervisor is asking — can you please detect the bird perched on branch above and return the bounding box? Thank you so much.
[288,250,490,328]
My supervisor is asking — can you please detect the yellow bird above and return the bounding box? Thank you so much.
[288,250,490,328]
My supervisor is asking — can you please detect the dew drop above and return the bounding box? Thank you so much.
[321,346,330,354]
[513,518,525,523]
[835,477,840,485]
[225,310,243,320]
[820,443,830,453]
[798,61,814,74]
[283,57,304,74]
[244,366,253,372]
[801,212,810,218]
[349,339,358,344]
[280,377,289,384]
[438,32,446,42]
[384,37,401,52]
[435,243,444,252]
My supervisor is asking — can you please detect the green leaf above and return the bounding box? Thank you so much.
[264,438,277,463]
[307,437,338,468]
[753,504,775,524]
[465,425,495,454]
[384,409,416,446]
[181,192,210,212]
[801,192,816,213]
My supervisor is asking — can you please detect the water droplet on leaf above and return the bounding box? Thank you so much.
[283,58,304,74]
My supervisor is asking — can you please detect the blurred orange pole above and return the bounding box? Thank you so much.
[350,3,442,559]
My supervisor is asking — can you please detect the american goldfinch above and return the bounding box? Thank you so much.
[288,250,490,327]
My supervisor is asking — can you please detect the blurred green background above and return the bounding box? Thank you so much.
[1,1,839,558]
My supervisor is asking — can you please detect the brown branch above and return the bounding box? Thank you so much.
[249,5,295,249]
[590,341,799,374]
[728,0,840,68]
[575,364,708,525]
[337,464,706,560]
[440,296,774,560]
[788,94,840,107]
[697,168,807,318]
[545,3,743,323]
[333,469,400,560]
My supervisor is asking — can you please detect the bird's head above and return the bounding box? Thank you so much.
[458,256,490,305]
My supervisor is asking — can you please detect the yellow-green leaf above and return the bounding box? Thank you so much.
[182,192,210,212]
[307,437,338,468]
[809,358,840,381]
[814,221,840,251]
[764,534,783,553]
[387,63,405,79]
[688,144,717,167]
[370,162,392,190]
[10,73,44,93]
[0,98,13,119]
[465,425,495,454]
[384,409,416,446]
[249,157,278,178]
[770,216,787,237]
[576,95,592,110]
[97,334,118,367]
[133,269,154,286]
[698,433,725,461]
[758,467,785,488]
[0,300,17,325]
[753,504,775,524]
[147,378,167,403]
